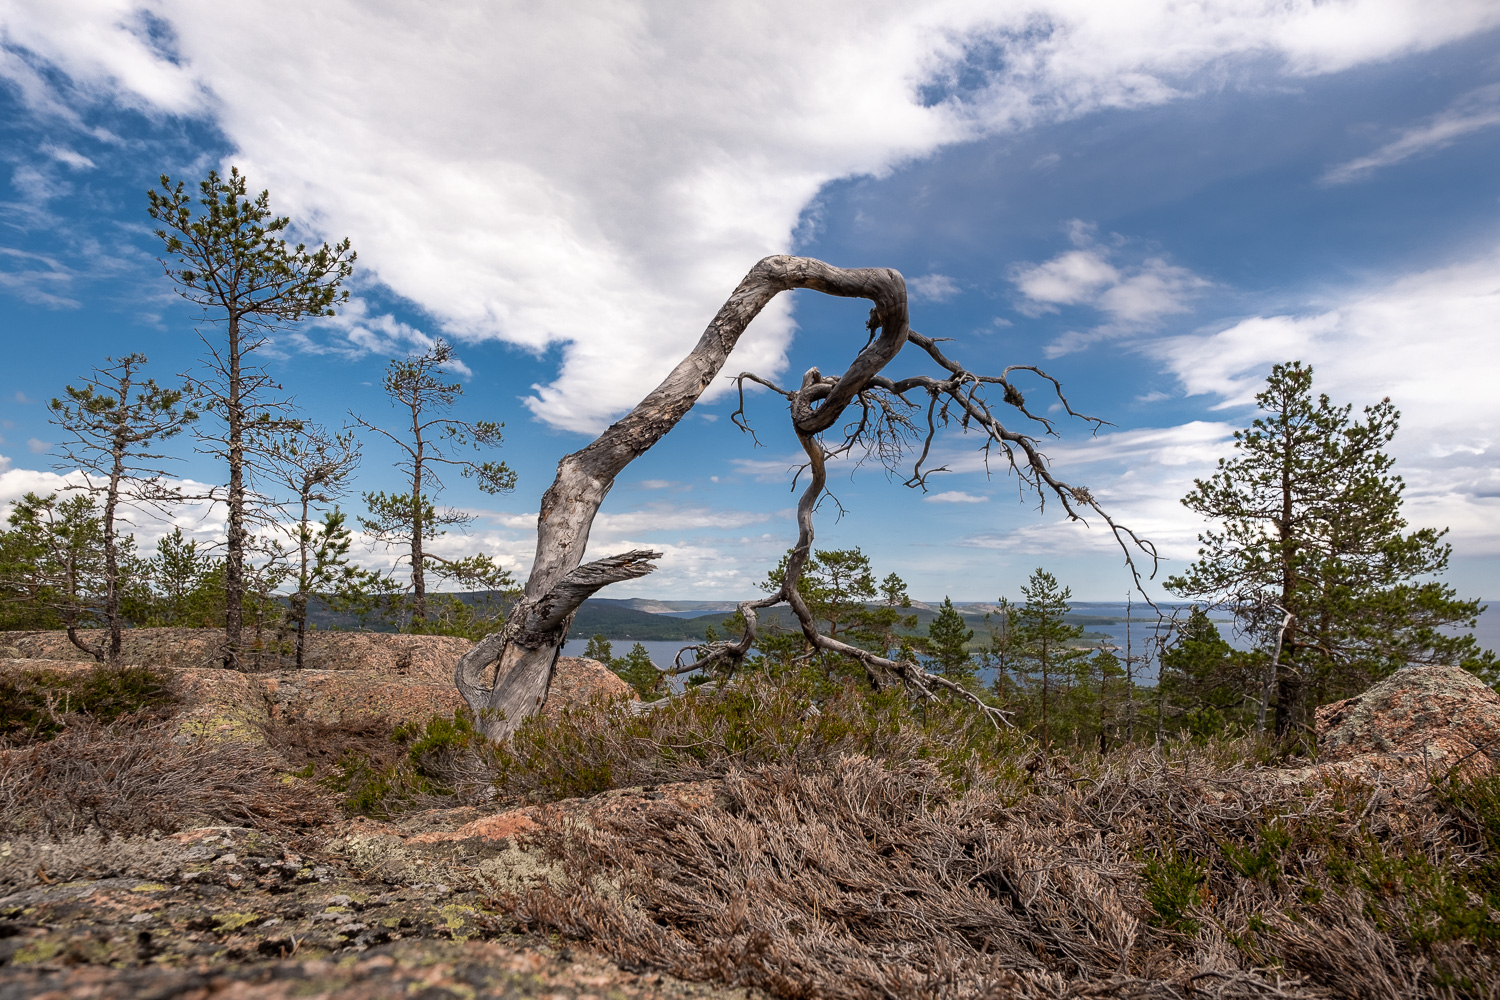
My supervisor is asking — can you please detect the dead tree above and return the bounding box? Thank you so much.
[455,256,1156,741]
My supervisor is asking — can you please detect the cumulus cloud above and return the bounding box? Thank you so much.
[1323,82,1500,184]
[3,0,1497,434]
[1151,243,1500,554]
[423,500,789,596]
[1012,248,1121,311]
[1010,222,1210,354]
[908,273,961,302]
[917,248,1500,569]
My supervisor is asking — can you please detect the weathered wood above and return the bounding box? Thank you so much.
[457,253,1148,741]
[457,256,908,739]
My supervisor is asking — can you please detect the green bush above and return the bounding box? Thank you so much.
[488,672,1028,805]
[1142,848,1207,935]
[0,664,177,745]
[267,708,493,819]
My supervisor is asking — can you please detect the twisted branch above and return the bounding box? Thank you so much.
[460,254,1154,739]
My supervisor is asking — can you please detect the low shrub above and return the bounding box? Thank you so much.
[489,672,1029,805]
[263,709,493,819]
[508,739,1500,1000]
[0,663,178,745]
[0,716,335,837]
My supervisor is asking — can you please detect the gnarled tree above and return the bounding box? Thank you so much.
[455,256,1154,741]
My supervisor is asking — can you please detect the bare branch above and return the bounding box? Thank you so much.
[462,255,1150,740]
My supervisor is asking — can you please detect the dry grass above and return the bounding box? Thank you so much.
[0,716,336,839]
[506,741,1500,999]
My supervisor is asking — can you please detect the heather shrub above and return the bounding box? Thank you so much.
[512,745,1500,1000]
[0,716,334,837]
[0,663,177,746]
[263,708,493,819]
[488,672,1030,804]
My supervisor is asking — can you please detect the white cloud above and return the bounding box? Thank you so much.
[0,246,78,308]
[4,0,1498,435]
[1012,248,1120,311]
[40,142,94,169]
[420,500,790,596]
[1096,258,1209,324]
[590,504,774,535]
[1152,243,1500,554]
[25,437,48,453]
[1323,82,1500,184]
[908,273,961,303]
[926,490,989,503]
[1010,222,1210,354]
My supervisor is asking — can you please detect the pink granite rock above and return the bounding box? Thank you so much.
[541,656,635,718]
[1315,664,1500,776]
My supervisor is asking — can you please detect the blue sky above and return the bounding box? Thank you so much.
[2,1,1499,603]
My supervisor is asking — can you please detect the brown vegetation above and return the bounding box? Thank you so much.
[0,716,334,840]
[512,747,1498,999]
[2,645,1497,999]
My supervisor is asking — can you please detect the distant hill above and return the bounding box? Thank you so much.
[303,591,1153,647]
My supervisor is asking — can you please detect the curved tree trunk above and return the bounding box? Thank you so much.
[457,256,910,740]
[456,254,1147,742]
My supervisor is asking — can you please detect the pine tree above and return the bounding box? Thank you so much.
[263,425,365,666]
[47,353,197,663]
[926,596,976,681]
[760,546,880,677]
[584,634,614,663]
[1092,648,1126,750]
[612,642,663,698]
[355,340,516,628]
[137,527,223,627]
[1158,607,1258,738]
[849,571,919,659]
[1167,362,1494,736]
[0,493,108,634]
[1013,568,1087,749]
[982,597,1019,705]
[149,168,355,668]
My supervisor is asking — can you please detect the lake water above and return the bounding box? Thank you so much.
[566,600,1500,687]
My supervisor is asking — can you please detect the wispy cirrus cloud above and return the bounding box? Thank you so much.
[1323,83,1500,184]
[925,490,988,504]
[288,298,475,376]
[0,246,78,308]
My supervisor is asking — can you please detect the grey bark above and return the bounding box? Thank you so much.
[456,256,912,739]
[457,255,1151,741]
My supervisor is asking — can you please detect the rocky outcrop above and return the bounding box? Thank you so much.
[1315,663,1500,776]
[0,823,755,1000]
[542,656,635,717]
[0,629,474,682]
[0,637,635,744]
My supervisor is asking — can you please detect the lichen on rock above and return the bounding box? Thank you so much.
[1315,663,1500,775]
